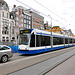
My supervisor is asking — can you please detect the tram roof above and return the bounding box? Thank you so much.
[21,29,75,39]
[32,29,64,38]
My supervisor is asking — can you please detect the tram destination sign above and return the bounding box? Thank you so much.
[20,30,31,34]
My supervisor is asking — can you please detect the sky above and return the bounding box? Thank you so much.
[5,0,75,35]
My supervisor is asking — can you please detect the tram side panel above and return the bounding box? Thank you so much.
[69,38,74,47]
[65,38,69,48]
[29,34,51,54]
[52,36,64,50]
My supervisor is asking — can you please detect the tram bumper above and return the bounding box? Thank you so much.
[18,45,29,51]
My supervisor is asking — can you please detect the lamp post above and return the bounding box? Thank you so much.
[48,15,53,50]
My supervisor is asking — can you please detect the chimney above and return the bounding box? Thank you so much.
[13,5,16,8]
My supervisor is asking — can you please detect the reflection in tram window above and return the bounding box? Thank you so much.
[65,38,68,44]
[69,39,72,43]
[53,37,64,45]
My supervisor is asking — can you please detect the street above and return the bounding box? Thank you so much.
[45,54,75,75]
[0,53,28,64]
[0,47,75,75]
[7,47,75,75]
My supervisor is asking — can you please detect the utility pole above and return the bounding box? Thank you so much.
[48,15,53,50]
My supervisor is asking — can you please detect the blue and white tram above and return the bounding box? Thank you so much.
[18,29,75,54]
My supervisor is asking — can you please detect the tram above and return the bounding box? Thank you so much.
[18,29,75,54]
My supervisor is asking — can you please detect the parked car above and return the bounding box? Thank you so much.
[0,45,13,63]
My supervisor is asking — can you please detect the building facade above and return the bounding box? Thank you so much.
[64,29,74,36]
[52,26,64,34]
[0,0,16,43]
[26,9,44,30]
[23,10,32,29]
[12,5,44,32]
[12,5,24,35]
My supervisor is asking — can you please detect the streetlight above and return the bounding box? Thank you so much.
[48,15,53,50]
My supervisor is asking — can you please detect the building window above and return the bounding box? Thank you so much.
[21,19,23,22]
[24,20,26,23]
[6,37,9,42]
[2,26,8,34]
[27,25,29,28]
[24,15,26,18]
[29,17,31,20]
[29,21,31,24]
[24,24,26,29]
[19,18,20,21]
[16,17,18,20]
[16,22,18,25]
[27,16,29,19]
[2,19,9,26]
[12,29,14,34]
[29,25,31,29]
[11,15,13,19]
[12,37,15,40]
[2,37,5,42]
[2,12,4,17]
[19,23,20,26]
[21,23,23,26]
[16,28,19,32]
[7,13,8,18]
[27,20,29,23]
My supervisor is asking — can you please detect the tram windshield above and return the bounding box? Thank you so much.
[19,34,30,45]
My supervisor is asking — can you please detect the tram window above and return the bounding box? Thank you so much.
[53,37,64,45]
[71,39,72,43]
[65,38,68,44]
[69,39,72,43]
[41,36,45,46]
[30,34,35,47]
[36,35,41,47]
[45,36,50,46]
[41,36,50,46]
[53,37,57,45]
[72,39,74,43]
[74,39,75,43]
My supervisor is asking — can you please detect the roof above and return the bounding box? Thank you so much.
[0,0,9,9]
[0,0,6,3]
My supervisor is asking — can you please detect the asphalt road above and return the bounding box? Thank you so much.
[0,47,75,75]
[45,53,75,75]
[8,47,75,75]
[0,53,28,64]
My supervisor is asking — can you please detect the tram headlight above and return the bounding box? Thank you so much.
[25,48,28,50]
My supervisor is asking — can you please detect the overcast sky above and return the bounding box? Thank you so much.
[5,0,75,35]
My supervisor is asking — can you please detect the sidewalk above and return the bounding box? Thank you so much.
[45,54,75,75]
[9,47,75,75]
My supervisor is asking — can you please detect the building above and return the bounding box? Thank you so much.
[64,29,74,36]
[22,9,32,29]
[46,26,65,34]
[46,26,74,36]
[12,5,32,32]
[11,5,32,44]
[12,5,44,30]
[44,21,48,30]
[0,0,16,43]
[26,9,44,30]
[12,5,24,36]
[52,26,64,34]
[44,21,51,30]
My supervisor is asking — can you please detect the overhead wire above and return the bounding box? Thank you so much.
[34,0,69,26]
[16,0,67,26]
[34,0,64,20]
